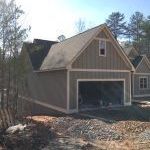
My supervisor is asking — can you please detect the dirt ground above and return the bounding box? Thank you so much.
[32,116,150,150]
[0,104,150,150]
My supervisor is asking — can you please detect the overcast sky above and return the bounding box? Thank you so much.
[16,0,150,41]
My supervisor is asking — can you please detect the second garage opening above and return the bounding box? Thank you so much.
[78,80,124,109]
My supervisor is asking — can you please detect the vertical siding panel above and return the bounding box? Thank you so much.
[69,71,130,109]
[27,70,67,109]
[72,40,130,70]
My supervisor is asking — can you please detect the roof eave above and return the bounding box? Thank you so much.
[34,67,67,73]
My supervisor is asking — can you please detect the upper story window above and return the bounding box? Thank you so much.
[139,77,148,89]
[99,40,106,56]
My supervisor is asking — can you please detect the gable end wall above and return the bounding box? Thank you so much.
[72,39,131,70]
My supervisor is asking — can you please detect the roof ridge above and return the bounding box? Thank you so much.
[40,23,108,71]
[55,24,105,45]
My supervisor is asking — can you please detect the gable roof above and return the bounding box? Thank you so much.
[131,55,150,70]
[124,46,139,56]
[40,24,134,71]
[24,39,57,70]
[40,25,103,70]
[131,55,143,68]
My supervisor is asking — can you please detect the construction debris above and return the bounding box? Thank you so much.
[111,121,150,136]
[6,124,27,134]
[51,117,123,141]
[138,129,150,141]
[0,115,150,150]
[0,122,54,150]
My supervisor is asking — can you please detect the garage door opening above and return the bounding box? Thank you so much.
[78,80,124,109]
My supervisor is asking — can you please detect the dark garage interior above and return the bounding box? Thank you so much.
[78,81,124,109]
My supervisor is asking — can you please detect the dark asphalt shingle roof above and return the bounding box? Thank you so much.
[26,39,58,70]
[131,55,143,68]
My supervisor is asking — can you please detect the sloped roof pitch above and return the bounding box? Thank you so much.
[124,47,133,55]
[25,39,58,70]
[131,55,143,68]
[40,25,103,70]
[124,46,139,56]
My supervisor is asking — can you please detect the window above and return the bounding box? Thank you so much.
[139,77,148,89]
[99,40,106,56]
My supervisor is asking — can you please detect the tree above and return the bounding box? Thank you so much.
[139,16,150,54]
[127,12,144,48]
[106,12,126,39]
[141,16,150,41]
[0,0,29,108]
[75,18,86,33]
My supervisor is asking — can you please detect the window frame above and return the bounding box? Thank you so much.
[99,40,106,56]
[139,76,148,90]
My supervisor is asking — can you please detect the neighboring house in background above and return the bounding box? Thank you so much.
[21,24,134,114]
[124,47,139,60]
[132,55,150,98]
[124,47,150,99]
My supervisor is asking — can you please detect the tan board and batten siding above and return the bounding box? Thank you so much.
[26,70,67,110]
[133,58,150,97]
[72,32,130,70]
[21,25,134,114]
[69,72,131,109]
[69,30,132,110]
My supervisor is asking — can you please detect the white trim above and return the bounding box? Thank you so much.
[133,94,150,97]
[94,37,110,41]
[77,79,126,82]
[77,80,79,111]
[69,109,78,113]
[129,57,135,60]
[76,78,127,112]
[134,73,150,75]
[99,40,106,57]
[129,72,132,101]
[18,95,68,113]
[67,70,70,112]
[34,68,66,73]
[132,73,135,96]
[139,76,149,90]
[124,102,132,106]
[69,69,131,72]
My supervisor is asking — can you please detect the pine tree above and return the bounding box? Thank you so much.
[106,12,126,39]
[127,12,144,49]
[140,16,150,55]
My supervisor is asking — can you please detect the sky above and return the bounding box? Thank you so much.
[16,0,150,42]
